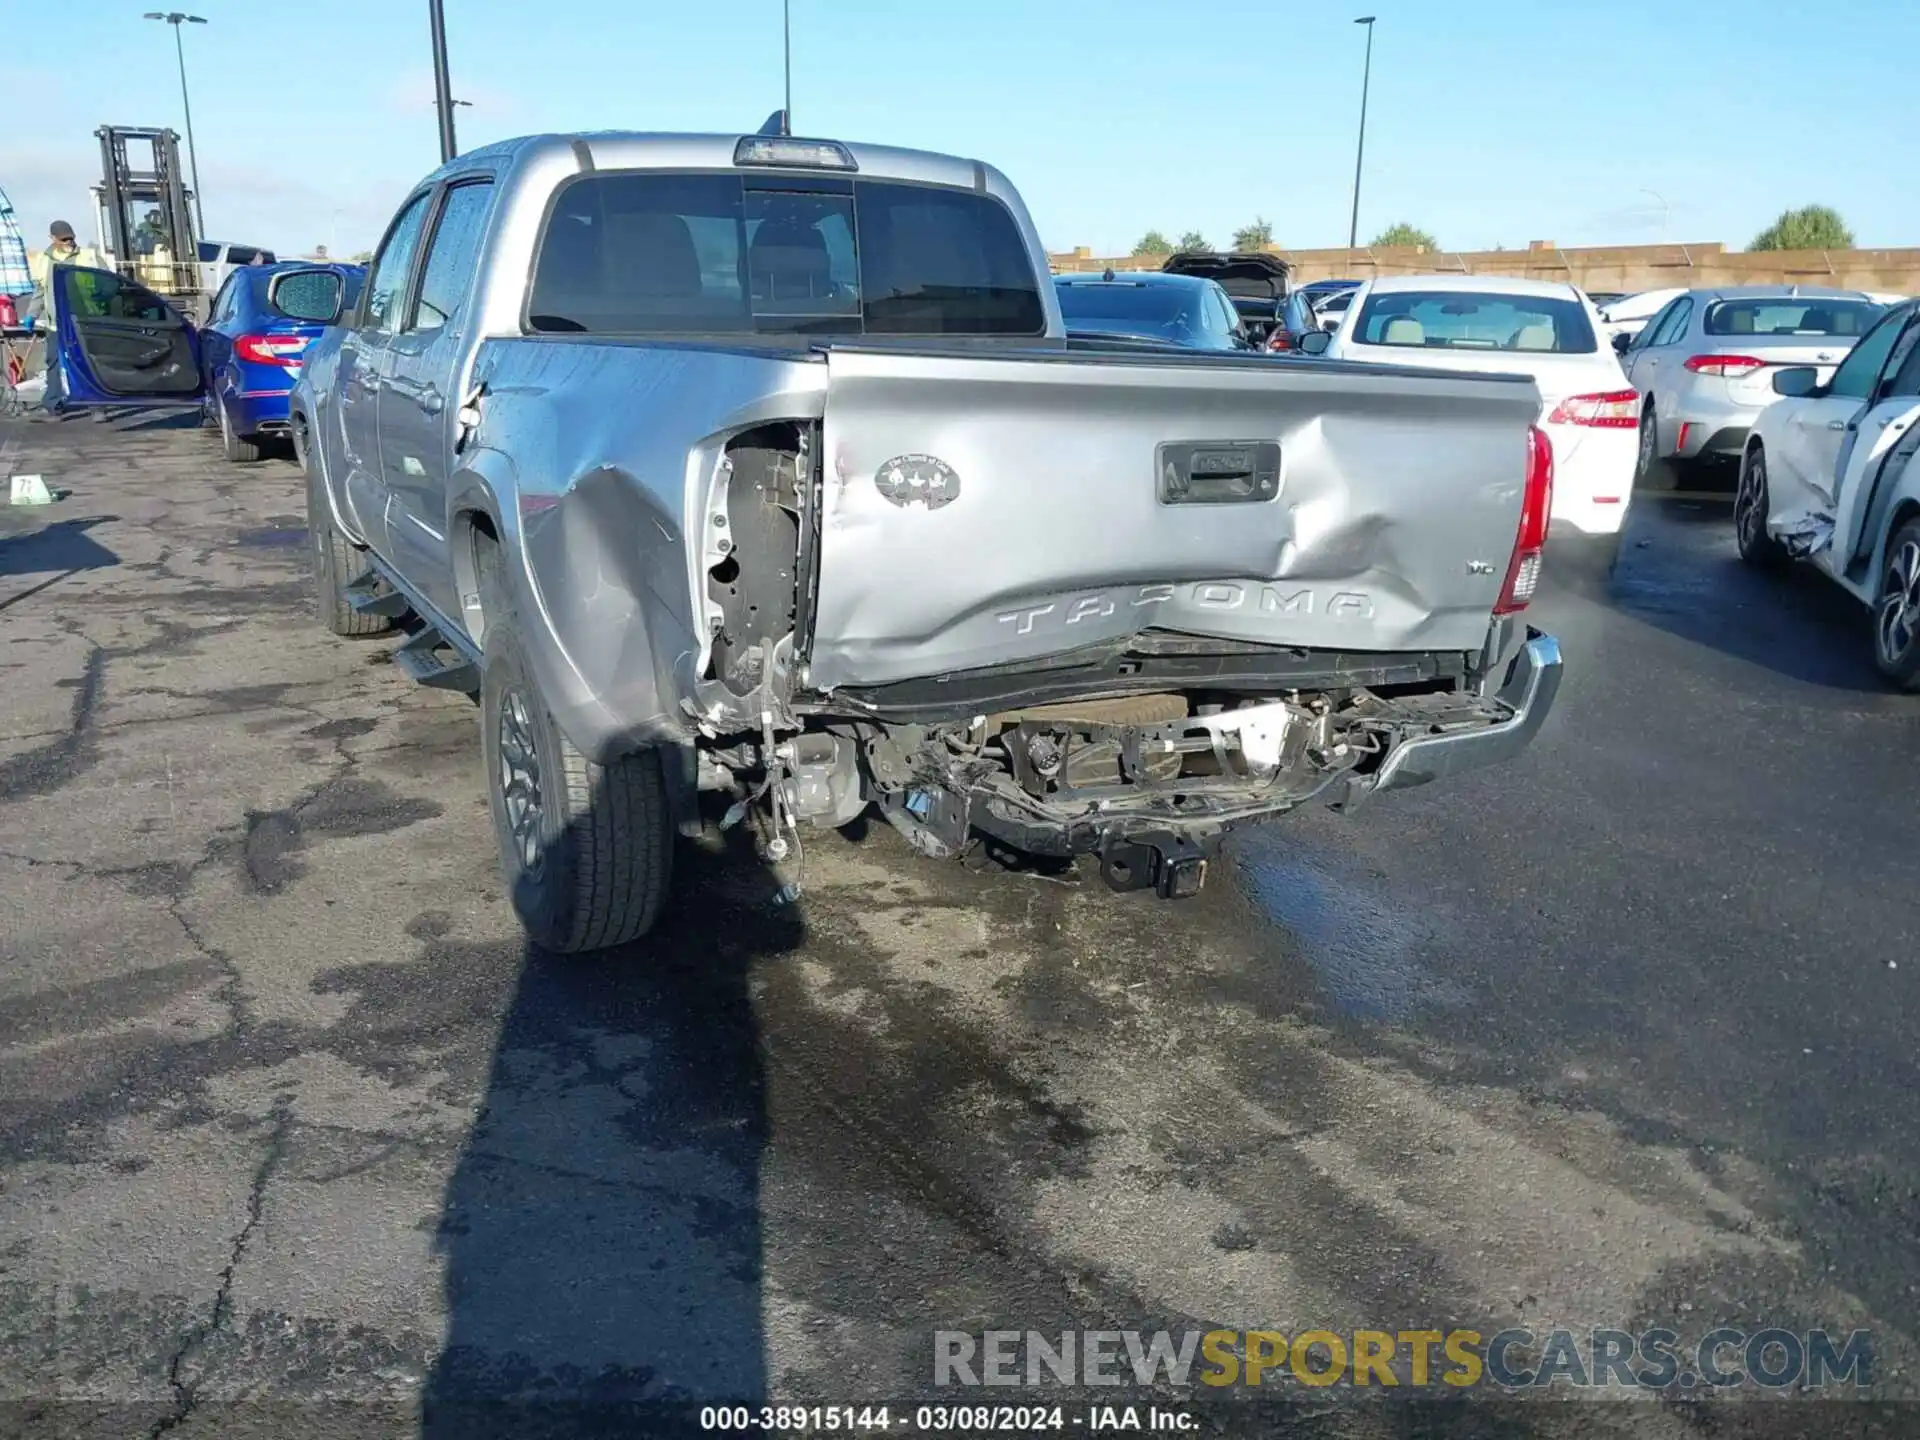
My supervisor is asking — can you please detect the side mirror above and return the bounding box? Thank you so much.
[1772,366,1820,398]
[267,269,346,325]
[1611,332,1632,355]
[1298,329,1333,356]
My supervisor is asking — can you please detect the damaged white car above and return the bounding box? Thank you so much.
[1738,297,1920,687]
[286,125,1565,953]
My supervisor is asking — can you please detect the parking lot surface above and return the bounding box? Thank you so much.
[3,415,1918,1437]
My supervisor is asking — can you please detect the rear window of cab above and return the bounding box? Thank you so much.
[525,171,1045,338]
[1353,290,1598,354]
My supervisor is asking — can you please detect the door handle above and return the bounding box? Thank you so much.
[1830,420,1849,430]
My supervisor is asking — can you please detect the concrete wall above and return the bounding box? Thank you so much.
[1049,241,1920,296]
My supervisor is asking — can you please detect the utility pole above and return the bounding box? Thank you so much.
[429,0,458,162]
[143,12,207,236]
[1347,16,1377,254]
[783,0,793,134]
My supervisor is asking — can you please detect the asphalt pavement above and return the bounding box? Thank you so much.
[2,414,1917,1439]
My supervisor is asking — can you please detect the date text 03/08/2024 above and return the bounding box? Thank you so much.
[698,1405,1194,1432]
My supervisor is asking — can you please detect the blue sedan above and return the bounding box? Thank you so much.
[44,260,361,459]
[201,262,364,461]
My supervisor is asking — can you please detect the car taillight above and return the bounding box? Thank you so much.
[1683,353,1765,378]
[1267,331,1292,352]
[1494,426,1554,616]
[1546,389,1639,428]
[234,333,309,367]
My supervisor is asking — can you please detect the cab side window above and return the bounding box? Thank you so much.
[363,192,433,332]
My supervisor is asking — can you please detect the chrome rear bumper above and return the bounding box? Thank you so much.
[1368,631,1563,794]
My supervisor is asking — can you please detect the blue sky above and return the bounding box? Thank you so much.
[9,0,1917,258]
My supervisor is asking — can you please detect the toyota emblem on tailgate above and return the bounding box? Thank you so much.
[875,454,961,510]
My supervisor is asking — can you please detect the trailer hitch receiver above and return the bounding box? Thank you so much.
[1098,833,1210,899]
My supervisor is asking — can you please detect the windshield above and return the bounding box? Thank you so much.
[1353,290,1598,353]
[1702,298,1881,338]
[527,172,1044,337]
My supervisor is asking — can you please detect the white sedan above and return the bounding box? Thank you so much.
[1597,287,1684,346]
[1305,274,1638,535]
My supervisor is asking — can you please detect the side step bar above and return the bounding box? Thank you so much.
[344,571,410,619]
[348,554,484,694]
[394,625,480,693]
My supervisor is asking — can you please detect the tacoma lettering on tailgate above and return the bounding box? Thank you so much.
[995,583,1377,635]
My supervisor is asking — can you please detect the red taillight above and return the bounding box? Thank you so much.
[234,332,310,367]
[1683,353,1765,378]
[1266,331,1293,352]
[1546,388,1639,428]
[1494,426,1554,616]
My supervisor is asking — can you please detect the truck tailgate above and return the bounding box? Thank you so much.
[809,347,1542,691]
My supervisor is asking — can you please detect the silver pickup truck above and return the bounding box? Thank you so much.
[292,128,1563,954]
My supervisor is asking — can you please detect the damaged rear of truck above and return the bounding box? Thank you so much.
[297,130,1564,953]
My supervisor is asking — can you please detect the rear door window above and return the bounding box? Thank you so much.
[408,181,495,334]
[526,171,1044,337]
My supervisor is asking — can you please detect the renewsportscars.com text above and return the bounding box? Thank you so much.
[934,1327,1872,1391]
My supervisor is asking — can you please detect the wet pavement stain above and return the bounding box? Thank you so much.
[0,646,106,801]
[241,775,444,894]
[1228,831,1466,1021]
[234,526,309,549]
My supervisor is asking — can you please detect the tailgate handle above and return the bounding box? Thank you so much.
[1158,440,1281,505]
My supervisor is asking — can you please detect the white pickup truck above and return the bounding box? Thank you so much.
[280,126,1563,954]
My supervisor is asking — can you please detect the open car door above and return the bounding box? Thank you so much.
[52,264,203,409]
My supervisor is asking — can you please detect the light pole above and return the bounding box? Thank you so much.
[143,12,207,237]
[1346,15,1376,254]
[428,0,457,162]
[782,0,793,134]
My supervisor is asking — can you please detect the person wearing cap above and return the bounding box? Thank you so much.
[27,221,100,415]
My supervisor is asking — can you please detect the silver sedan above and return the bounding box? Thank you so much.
[1619,285,1883,483]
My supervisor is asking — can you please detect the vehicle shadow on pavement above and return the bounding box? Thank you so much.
[0,514,120,581]
[421,825,800,1438]
[1598,498,1891,692]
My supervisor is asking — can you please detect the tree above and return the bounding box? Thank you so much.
[1749,205,1854,252]
[1232,217,1274,250]
[1371,222,1437,250]
[1132,229,1173,256]
[1177,229,1209,252]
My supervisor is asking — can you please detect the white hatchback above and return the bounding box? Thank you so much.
[1311,275,1637,535]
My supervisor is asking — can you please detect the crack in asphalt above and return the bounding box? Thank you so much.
[148,1096,294,1440]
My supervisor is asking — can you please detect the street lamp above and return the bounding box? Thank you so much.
[428,0,458,163]
[1346,16,1376,254]
[1641,188,1670,244]
[143,11,207,237]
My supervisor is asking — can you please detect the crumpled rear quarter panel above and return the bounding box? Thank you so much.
[479,338,827,759]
